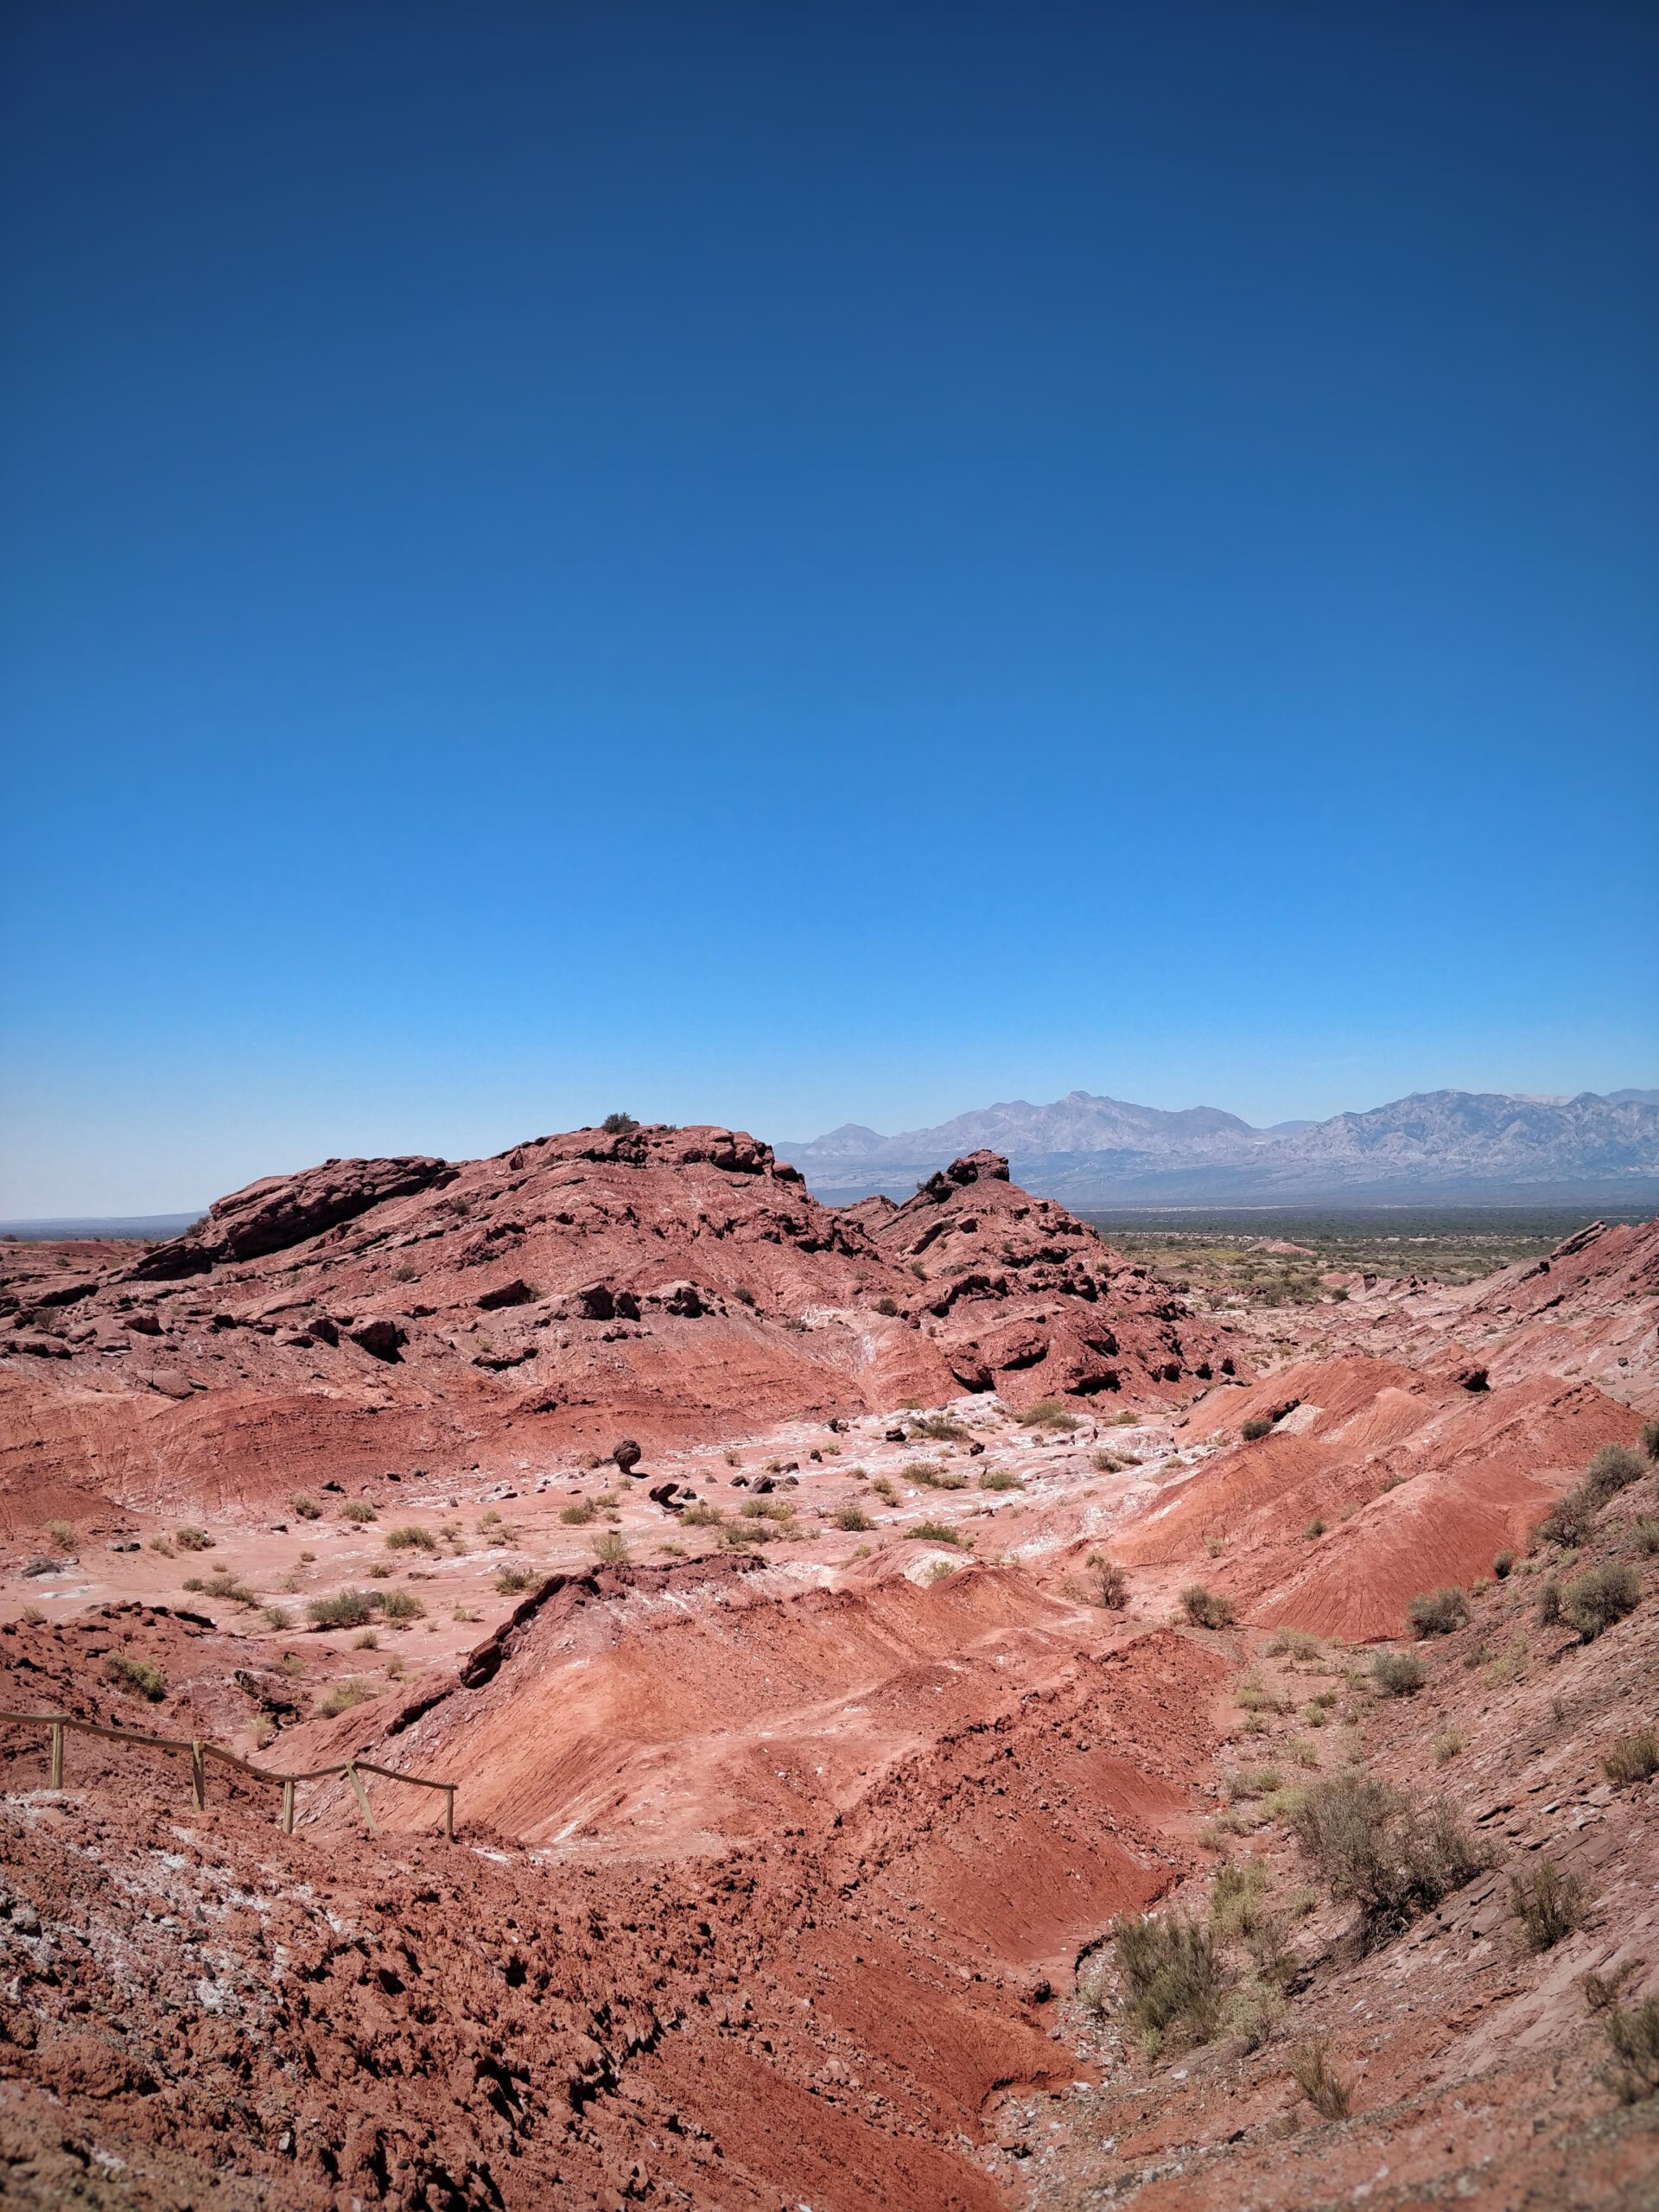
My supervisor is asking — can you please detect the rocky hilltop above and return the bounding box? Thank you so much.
[0,1122,1238,1520]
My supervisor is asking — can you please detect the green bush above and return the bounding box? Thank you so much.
[1492,1549,1515,1579]
[495,1566,537,1592]
[1560,1561,1641,1641]
[1583,1443,1646,1506]
[1537,1578,1562,1626]
[909,1520,966,1547]
[102,1654,165,1703]
[559,1501,597,1525]
[1210,1859,1270,1939]
[1180,1585,1236,1630]
[1288,2039,1351,2120]
[1642,1417,1659,1463]
[1084,1552,1128,1610]
[1241,1417,1273,1442]
[833,1503,871,1531]
[590,1531,628,1565]
[1597,1993,1659,2104]
[905,1461,968,1491]
[977,1467,1020,1491]
[1110,1910,1233,2050]
[307,1589,375,1630]
[1407,1587,1469,1637]
[907,1414,969,1442]
[385,1524,437,1553]
[175,1526,214,1553]
[1630,1516,1659,1557]
[1372,1650,1425,1697]
[339,1499,378,1523]
[379,1590,425,1624]
[316,1678,377,1717]
[289,1494,321,1521]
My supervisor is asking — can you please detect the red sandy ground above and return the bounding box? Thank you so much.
[0,1138,1655,2208]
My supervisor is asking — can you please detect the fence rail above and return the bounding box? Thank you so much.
[0,1708,456,1839]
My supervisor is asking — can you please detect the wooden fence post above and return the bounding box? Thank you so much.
[281,1778,295,1834]
[190,1740,206,1811]
[48,1721,63,1790]
[345,1762,378,1835]
[443,1785,455,1841]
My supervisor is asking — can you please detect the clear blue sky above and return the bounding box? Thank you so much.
[3,2,1656,1214]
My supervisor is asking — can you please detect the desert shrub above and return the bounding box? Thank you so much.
[1537,1578,1562,1626]
[385,1524,437,1553]
[1303,1518,1325,1540]
[909,1521,965,1547]
[590,1531,629,1565]
[601,1110,639,1134]
[1016,1401,1080,1433]
[559,1501,596,1525]
[1510,1859,1590,1950]
[905,1461,967,1491]
[833,1503,872,1531]
[262,1605,291,1631]
[478,1509,503,1528]
[1492,1549,1515,1579]
[1630,1516,1659,1557]
[1537,1487,1596,1548]
[1288,2039,1351,2120]
[872,1296,899,1317]
[1241,1418,1273,1442]
[870,1476,898,1503]
[102,1654,165,1702]
[366,1561,392,1579]
[740,1497,791,1521]
[908,1414,969,1442]
[1110,1910,1233,2052]
[495,1566,537,1593]
[1643,1417,1659,1462]
[289,1494,321,1521]
[1211,1859,1270,1939]
[1583,1443,1646,1507]
[1560,1561,1641,1641]
[1268,1629,1324,1662]
[1433,1729,1465,1764]
[1407,1587,1469,1637]
[1084,1552,1128,1610]
[339,1499,378,1523]
[681,1502,722,1527]
[1090,1448,1128,1473]
[194,1571,257,1607]
[307,1589,374,1630]
[316,1678,377,1717]
[731,1285,757,1308]
[1180,1585,1236,1630]
[1372,1650,1426,1697]
[379,1590,425,1624]
[1591,1986,1659,2103]
[1603,1727,1659,1786]
[149,1536,175,1557]
[1225,1765,1282,1802]
[175,1526,214,1553]
[353,1629,378,1649]
[452,1604,480,1624]
[1291,1770,1488,1938]
[977,1467,1020,1491]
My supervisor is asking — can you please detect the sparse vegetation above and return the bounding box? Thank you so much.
[1015,1401,1080,1433]
[186,1570,258,1608]
[590,1530,629,1565]
[1180,1585,1236,1629]
[316,1678,377,1717]
[1407,1586,1469,1637]
[1585,1974,1659,2103]
[1210,1859,1270,1938]
[1289,2039,1352,2120]
[905,1461,967,1491]
[289,1494,321,1520]
[1241,1417,1273,1441]
[1510,1859,1590,1950]
[870,1476,898,1504]
[1630,1516,1659,1556]
[681,1502,723,1527]
[559,1501,597,1525]
[307,1589,375,1630]
[1084,1552,1128,1610]
[977,1466,1020,1491]
[1433,1728,1465,1764]
[340,1499,378,1523]
[495,1566,537,1593]
[1303,1518,1325,1540]
[601,1110,640,1135]
[1291,1769,1488,1938]
[261,1605,292,1631]
[385,1524,438,1553]
[1108,1910,1233,2055]
[102,1654,165,1702]
[175,1526,214,1553]
[1602,1727,1658,1786]
[907,1414,969,1442]
[909,1521,966,1547]
[380,1590,426,1624]
[1372,1649,1426,1697]
[1558,1560,1641,1641]
[833,1502,872,1531]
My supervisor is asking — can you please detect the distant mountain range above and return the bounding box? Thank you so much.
[777,1089,1659,1206]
